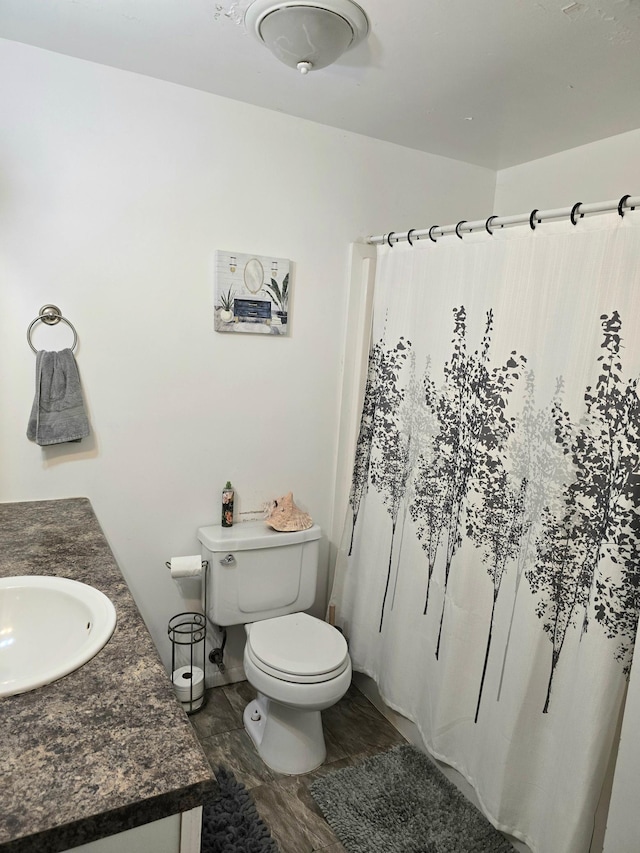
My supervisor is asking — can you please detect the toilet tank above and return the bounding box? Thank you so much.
[197,520,322,626]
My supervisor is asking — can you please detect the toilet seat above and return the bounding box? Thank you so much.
[246,613,349,684]
[245,643,350,684]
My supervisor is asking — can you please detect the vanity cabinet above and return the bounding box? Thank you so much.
[0,499,214,853]
[63,809,202,853]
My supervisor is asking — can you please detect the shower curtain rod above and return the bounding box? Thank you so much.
[367,194,640,246]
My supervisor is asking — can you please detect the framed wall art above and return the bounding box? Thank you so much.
[214,250,291,336]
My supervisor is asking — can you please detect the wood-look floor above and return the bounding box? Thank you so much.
[191,680,407,853]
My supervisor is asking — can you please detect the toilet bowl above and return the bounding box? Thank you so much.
[242,613,352,774]
[197,519,352,775]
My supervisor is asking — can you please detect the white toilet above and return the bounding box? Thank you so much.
[197,520,352,775]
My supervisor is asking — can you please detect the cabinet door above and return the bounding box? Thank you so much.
[64,812,184,853]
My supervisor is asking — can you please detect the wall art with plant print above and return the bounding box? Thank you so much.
[214,250,291,335]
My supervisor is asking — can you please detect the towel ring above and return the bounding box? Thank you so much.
[27,305,78,354]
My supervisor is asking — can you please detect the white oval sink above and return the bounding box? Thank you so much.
[0,575,117,698]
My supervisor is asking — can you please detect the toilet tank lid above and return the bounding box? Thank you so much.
[197,520,322,552]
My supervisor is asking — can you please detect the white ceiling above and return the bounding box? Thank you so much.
[1,0,639,170]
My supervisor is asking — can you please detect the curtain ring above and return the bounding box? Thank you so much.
[485,215,498,235]
[428,225,439,243]
[387,232,395,247]
[455,221,467,239]
[618,194,632,217]
[406,229,416,246]
[529,209,539,230]
[570,202,583,225]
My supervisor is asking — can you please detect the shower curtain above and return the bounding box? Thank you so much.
[333,209,640,853]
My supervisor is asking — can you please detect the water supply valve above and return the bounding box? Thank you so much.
[209,647,225,672]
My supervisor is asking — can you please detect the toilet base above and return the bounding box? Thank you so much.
[244,693,326,775]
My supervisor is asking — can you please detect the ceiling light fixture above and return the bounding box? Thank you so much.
[244,0,369,74]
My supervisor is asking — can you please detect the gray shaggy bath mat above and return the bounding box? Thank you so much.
[310,743,514,853]
[201,765,279,853]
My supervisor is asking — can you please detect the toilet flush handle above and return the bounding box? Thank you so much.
[219,554,235,567]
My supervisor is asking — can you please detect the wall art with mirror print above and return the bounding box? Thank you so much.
[214,250,291,336]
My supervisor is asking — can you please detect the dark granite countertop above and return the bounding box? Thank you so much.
[0,498,215,853]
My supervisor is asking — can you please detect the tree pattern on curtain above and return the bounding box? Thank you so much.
[495,372,571,702]
[528,311,640,711]
[348,306,640,717]
[367,337,412,632]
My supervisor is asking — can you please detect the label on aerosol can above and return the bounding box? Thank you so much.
[222,481,234,528]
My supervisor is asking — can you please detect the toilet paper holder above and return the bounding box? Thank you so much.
[168,611,207,715]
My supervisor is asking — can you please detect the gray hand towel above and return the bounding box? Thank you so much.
[27,348,90,446]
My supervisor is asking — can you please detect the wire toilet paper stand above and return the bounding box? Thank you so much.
[168,611,207,714]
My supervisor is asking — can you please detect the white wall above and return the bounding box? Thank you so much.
[0,38,495,675]
[493,129,640,853]
[495,127,640,213]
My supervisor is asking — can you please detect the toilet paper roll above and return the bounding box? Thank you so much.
[182,695,204,712]
[170,556,202,578]
[172,665,205,702]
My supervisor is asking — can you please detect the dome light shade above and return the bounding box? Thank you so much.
[245,0,369,73]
